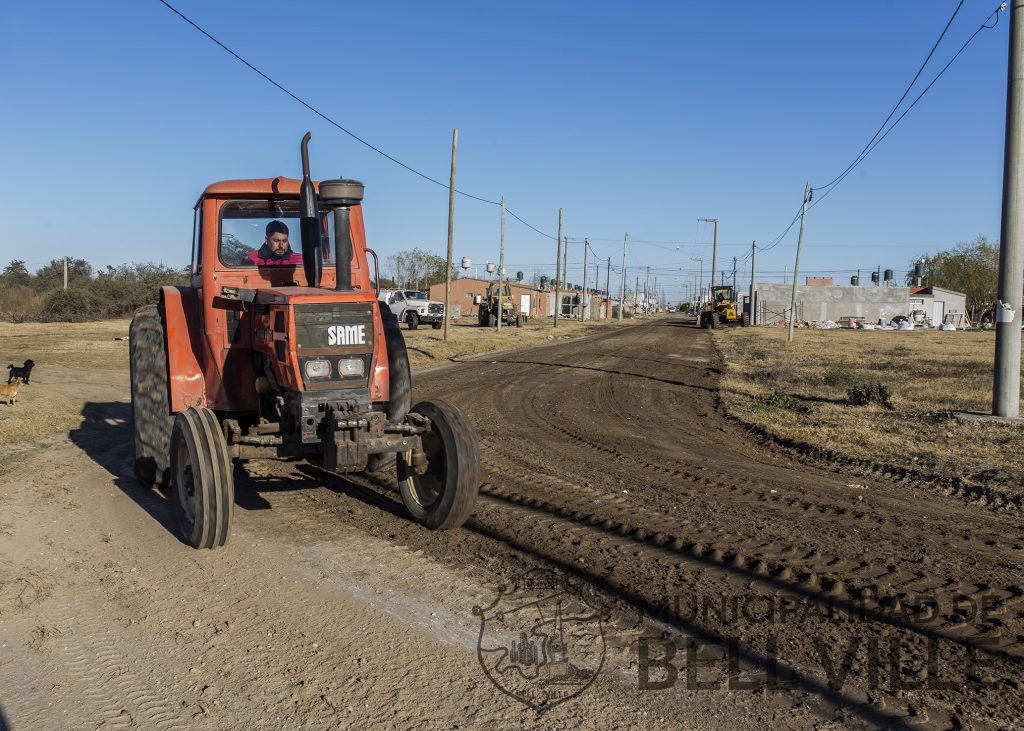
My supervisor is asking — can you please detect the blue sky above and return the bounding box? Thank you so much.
[0,0,1011,302]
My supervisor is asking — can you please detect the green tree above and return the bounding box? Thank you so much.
[385,248,458,290]
[0,260,32,287]
[909,235,999,321]
[33,258,93,292]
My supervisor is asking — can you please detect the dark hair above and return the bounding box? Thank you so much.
[266,220,289,237]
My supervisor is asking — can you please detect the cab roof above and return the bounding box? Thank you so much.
[201,177,308,197]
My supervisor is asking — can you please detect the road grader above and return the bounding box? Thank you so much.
[130,134,480,549]
[699,285,749,329]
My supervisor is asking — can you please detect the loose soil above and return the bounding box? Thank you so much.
[0,316,1020,729]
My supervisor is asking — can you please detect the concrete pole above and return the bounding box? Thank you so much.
[63,257,68,290]
[994,0,1024,418]
[563,235,569,315]
[618,233,627,321]
[554,209,563,328]
[749,241,756,326]
[581,238,589,321]
[497,195,505,332]
[644,266,650,315]
[443,128,457,341]
[788,182,811,343]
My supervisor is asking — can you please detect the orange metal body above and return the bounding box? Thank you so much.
[166,177,389,414]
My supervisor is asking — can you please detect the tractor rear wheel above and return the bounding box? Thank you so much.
[398,400,479,530]
[367,303,411,472]
[130,305,174,488]
[406,311,419,330]
[171,407,233,549]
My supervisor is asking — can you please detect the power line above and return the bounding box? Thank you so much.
[814,0,968,192]
[156,0,575,244]
[810,2,1006,209]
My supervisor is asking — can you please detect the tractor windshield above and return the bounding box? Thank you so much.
[220,199,336,268]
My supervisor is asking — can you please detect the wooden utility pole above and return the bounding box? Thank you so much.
[788,182,811,343]
[618,233,628,321]
[554,209,563,328]
[732,256,737,291]
[443,129,457,341]
[497,195,505,332]
[581,238,589,321]
[63,257,68,290]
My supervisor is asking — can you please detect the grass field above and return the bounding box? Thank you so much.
[713,326,1024,494]
[0,315,627,448]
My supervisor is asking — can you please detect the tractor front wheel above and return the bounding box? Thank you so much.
[398,400,479,530]
[486,313,497,328]
[171,407,234,549]
[709,313,720,329]
[741,312,750,327]
[130,305,174,488]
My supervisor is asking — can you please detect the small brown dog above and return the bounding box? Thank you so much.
[0,377,23,405]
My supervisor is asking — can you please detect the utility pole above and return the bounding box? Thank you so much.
[497,195,505,332]
[788,182,811,343]
[581,238,589,321]
[699,218,719,287]
[634,276,640,313]
[749,241,756,326]
[731,256,737,291]
[692,257,704,308]
[994,0,1024,418]
[563,236,569,316]
[644,266,650,315]
[554,209,563,328]
[605,257,611,319]
[63,257,68,290]
[443,128,457,341]
[618,233,628,321]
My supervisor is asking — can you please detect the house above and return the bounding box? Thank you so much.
[909,286,968,326]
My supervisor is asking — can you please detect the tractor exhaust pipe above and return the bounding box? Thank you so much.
[318,177,365,292]
[299,132,323,289]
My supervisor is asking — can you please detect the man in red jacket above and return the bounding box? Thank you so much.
[243,220,303,266]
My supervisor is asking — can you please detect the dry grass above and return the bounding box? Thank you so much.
[0,315,629,449]
[0,319,131,370]
[713,327,1024,492]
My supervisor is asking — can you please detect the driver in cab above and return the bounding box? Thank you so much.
[243,220,303,266]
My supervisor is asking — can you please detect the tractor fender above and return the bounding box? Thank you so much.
[160,285,207,412]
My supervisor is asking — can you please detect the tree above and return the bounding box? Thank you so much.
[1,260,32,287]
[384,248,457,290]
[33,258,92,292]
[909,235,999,322]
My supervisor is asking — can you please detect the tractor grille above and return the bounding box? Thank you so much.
[294,302,375,390]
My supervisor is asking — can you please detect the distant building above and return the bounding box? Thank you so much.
[909,286,968,325]
[428,277,618,320]
[805,277,833,286]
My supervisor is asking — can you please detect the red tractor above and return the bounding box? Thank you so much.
[130,134,479,549]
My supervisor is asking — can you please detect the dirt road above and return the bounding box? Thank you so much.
[0,318,1021,729]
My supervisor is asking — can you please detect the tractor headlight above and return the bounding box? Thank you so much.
[337,358,365,377]
[304,359,332,379]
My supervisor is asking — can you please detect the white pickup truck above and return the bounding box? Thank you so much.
[378,289,445,330]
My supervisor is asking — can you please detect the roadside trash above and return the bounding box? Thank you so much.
[898,320,914,330]
[816,320,839,329]
[859,322,876,330]
[939,323,956,331]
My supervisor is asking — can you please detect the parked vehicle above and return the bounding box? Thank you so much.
[378,289,445,330]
